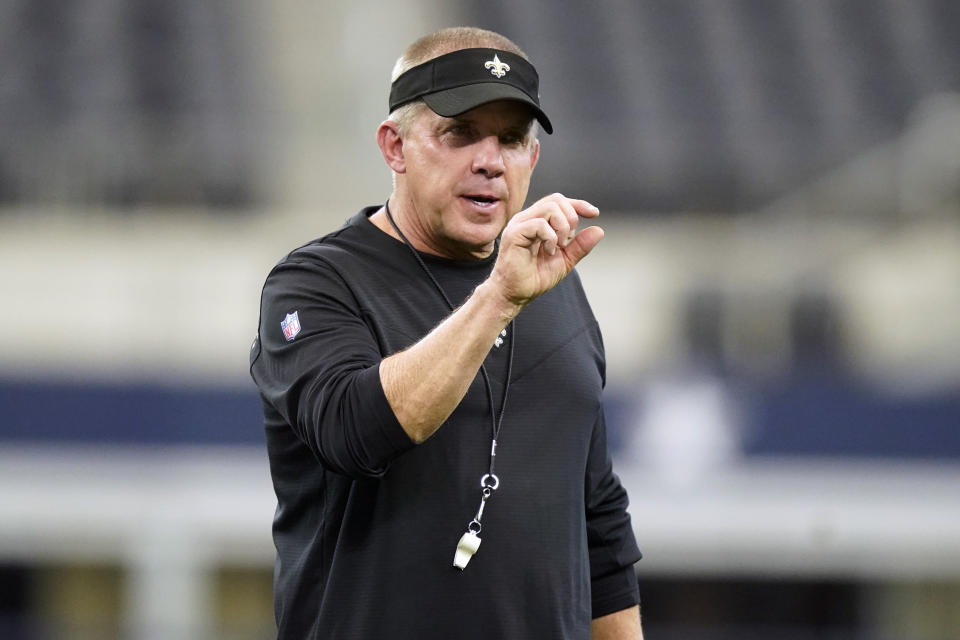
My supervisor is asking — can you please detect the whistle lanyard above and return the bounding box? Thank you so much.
[384,202,514,569]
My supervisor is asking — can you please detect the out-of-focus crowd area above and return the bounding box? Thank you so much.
[1,1,959,638]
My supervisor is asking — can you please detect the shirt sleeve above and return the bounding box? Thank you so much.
[584,405,643,618]
[250,256,415,478]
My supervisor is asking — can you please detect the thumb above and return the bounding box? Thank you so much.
[563,226,604,267]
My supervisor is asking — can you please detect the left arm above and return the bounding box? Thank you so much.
[584,403,643,637]
[592,605,643,640]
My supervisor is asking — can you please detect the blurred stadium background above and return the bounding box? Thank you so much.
[1,1,959,638]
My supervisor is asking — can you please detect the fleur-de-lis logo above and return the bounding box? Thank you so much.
[484,54,510,78]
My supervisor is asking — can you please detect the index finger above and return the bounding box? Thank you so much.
[564,197,600,219]
[541,193,600,221]
[514,194,599,224]
[549,195,599,247]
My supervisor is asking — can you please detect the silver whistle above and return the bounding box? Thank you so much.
[453,531,482,570]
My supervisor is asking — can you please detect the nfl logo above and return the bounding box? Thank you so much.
[281,311,301,341]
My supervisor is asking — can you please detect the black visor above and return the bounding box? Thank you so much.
[388,48,553,134]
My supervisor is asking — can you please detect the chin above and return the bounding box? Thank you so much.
[464,217,505,239]
[445,225,500,256]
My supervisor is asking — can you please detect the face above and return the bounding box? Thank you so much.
[391,100,540,259]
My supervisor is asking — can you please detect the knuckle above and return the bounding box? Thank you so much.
[546,192,566,204]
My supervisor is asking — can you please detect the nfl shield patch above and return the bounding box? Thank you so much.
[281,311,301,341]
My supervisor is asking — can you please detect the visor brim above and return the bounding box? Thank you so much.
[422,83,553,135]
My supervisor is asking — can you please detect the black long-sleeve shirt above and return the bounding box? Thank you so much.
[250,207,641,639]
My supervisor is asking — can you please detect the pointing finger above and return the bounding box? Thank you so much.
[566,198,600,219]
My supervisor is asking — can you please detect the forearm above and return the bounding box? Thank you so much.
[379,280,521,443]
[591,605,642,640]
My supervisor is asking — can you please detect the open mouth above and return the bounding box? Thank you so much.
[463,195,499,207]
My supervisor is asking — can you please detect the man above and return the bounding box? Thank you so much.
[250,27,643,639]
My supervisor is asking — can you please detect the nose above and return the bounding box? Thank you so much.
[471,135,505,178]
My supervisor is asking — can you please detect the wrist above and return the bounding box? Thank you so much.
[474,280,525,324]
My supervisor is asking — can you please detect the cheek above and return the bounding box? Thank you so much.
[507,160,534,198]
[421,150,468,186]
[407,152,452,199]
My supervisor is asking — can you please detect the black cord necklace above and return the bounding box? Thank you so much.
[383,201,514,570]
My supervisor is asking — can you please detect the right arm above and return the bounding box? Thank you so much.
[378,280,521,442]
[380,193,604,443]
[251,194,604,476]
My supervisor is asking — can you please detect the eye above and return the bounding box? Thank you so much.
[447,124,474,137]
[500,131,528,147]
[441,123,479,145]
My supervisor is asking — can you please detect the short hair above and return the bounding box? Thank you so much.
[388,27,532,136]
[390,27,528,82]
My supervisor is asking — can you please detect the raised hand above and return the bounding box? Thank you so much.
[489,193,604,307]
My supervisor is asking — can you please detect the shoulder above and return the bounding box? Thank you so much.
[263,208,392,289]
[275,209,372,268]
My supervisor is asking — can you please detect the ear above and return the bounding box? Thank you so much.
[529,138,540,171]
[377,120,406,174]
